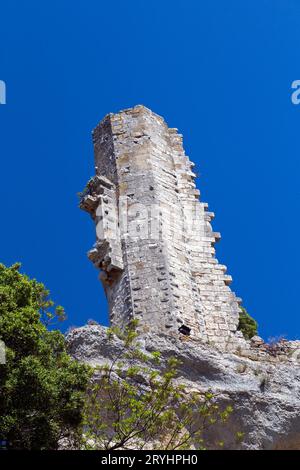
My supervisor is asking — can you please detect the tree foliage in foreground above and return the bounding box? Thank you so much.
[0,263,91,449]
[238,307,258,340]
[81,321,233,450]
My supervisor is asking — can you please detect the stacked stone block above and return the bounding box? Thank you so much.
[80,105,242,347]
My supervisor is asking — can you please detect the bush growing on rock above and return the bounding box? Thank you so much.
[80,320,233,450]
[238,307,258,340]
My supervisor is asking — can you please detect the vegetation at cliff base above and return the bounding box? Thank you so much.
[238,307,258,340]
[0,263,91,449]
[0,263,239,450]
[80,321,234,450]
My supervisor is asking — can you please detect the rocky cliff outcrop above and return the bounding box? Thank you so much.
[66,324,300,450]
[73,106,300,449]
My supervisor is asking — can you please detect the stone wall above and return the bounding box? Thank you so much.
[80,105,244,348]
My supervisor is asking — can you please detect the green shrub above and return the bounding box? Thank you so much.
[81,321,234,450]
[0,263,91,449]
[238,307,258,340]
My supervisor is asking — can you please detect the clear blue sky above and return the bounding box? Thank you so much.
[0,0,299,340]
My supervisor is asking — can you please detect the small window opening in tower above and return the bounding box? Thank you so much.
[178,325,191,336]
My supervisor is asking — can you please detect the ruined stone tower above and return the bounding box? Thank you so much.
[80,105,243,348]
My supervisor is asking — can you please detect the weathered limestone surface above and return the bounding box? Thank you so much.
[80,105,243,348]
[67,325,300,450]
[74,106,300,449]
